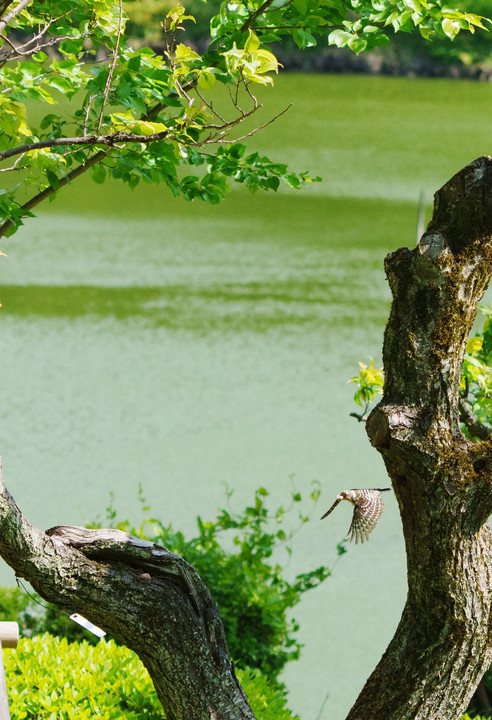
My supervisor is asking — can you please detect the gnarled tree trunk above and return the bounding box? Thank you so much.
[348,155,492,720]
[0,475,255,720]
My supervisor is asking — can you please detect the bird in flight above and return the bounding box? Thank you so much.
[321,488,391,544]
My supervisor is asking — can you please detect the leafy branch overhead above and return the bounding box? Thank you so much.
[0,0,489,239]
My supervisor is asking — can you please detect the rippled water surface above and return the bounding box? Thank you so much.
[1,73,492,719]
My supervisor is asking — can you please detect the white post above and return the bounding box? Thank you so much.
[0,623,19,720]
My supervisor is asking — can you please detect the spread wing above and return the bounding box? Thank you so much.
[345,490,384,544]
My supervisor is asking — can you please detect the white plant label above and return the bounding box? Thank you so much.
[69,613,106,638]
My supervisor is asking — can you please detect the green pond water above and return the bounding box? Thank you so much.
[1,73,492,719]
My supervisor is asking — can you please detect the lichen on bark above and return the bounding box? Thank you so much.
[0,467,256,720]
[349,156,492,720]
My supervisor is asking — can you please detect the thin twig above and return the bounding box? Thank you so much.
[0,152,27,172]
[0,31,16,50]
[174,76,194,105]
[96,0,123,132]
[195,102,291,146]
[84,94,102,136]
[195,88,227,124]
[250,23,343,30]
[188,93,262,134]
[0,32,75,61]
[2,8,75,57]
[241,76,260,108]
[0,164,28,172]
[241,0,276,32]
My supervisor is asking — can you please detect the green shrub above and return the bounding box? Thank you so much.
[0,586,42,638]
[90,484,334,680]
[0,586,101,647]
[0,485,337,682]
[4,633,298,720]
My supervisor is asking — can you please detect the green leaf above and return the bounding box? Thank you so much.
[197,70,216,90]
[31,50,48,63]
[244,30,261,52]
[90,163,106,184]
[328,29,355,48]
[45,170,59,189]
[348,35,367,53]
[442,17,460,39]
[174,43,201,62]
[466,337,483,354]
[292,29,317,49]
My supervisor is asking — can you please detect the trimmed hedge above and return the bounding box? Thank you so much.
[4,633,299,720]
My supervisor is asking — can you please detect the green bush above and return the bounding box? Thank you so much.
[90,485,334,680]
[0,586,101,647]
[0,486,336,682]
[4,633,298,720]
[0,586,42,638]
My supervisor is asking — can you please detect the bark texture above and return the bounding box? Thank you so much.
[0,471,255,720]
[347,156,492,720]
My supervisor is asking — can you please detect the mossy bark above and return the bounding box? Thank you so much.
[347,156,492,720]
[0,478,255,720]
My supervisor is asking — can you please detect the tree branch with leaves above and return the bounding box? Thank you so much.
[0,0,487,239]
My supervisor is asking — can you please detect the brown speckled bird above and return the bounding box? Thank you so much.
[321,488,391,544]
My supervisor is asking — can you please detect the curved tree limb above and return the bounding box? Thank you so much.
[347,156,492,720]
[0,0,30,34]
[0,460,256,720]
[0,94,171,240]
[0,149,110,240]
[0,130,171,163]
